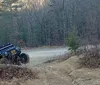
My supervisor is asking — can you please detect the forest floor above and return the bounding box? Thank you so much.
[0,55,100,85]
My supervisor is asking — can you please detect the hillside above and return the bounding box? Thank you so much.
[1,56,100,85]
[0,0,47,11]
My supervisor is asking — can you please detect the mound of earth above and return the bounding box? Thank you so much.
[1,55,100,85]
[43,55,100,85]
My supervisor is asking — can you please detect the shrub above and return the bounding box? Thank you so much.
[66,26,79,53]
[79,47,100,68]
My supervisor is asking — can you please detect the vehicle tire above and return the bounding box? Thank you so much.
[0,55,3,59]
[20,53,29,64]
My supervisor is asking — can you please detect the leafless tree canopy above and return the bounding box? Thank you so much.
[0,0,100,47]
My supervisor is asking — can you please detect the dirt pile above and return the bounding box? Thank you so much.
[43,56,100,85]
[0,66,38,80]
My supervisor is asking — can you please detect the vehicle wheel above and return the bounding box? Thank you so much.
[0,55,2,59]
[20,53,29,64]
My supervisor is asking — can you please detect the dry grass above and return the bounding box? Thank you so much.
[44,53,72,64]
[79,47,100,68]
[0,66,39,81]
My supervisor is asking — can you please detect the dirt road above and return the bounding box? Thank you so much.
[22,47,68,66]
